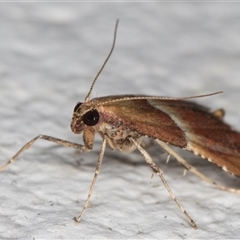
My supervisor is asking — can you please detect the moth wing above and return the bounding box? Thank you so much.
[101,98,240,176]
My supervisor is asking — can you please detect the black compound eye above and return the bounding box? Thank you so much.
[83,109,99,126]
[73,102,82,112]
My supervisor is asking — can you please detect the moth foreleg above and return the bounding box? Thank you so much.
[0,134,86,172]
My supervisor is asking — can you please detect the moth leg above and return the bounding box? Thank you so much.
[155,139,240,193]
[130,137,197,229]
[0,134,86,172]
[74,134,107,223]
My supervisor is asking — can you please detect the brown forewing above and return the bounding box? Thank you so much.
[94,96,240,176]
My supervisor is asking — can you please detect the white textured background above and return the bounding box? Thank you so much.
[0,3,240,239]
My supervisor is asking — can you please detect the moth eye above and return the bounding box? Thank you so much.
[73,102,82,112]
[83,109,99,126]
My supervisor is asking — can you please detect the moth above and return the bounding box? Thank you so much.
[1,20,240,229]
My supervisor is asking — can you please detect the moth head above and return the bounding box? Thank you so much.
[71,101,100,134]
[71,20,118,135]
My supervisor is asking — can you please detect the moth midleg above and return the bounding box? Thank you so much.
[75,135,107,223]
[155,139,240,193]
[130,137,197,229]
[0,134,86,172]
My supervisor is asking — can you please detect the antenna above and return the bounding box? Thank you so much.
[85,19,119,102]
[96,91,223,106]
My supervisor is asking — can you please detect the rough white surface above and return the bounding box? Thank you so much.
[0,3,240,239]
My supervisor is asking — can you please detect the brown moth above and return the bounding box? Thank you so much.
[1,20,240,229]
